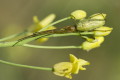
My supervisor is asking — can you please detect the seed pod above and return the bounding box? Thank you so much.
[77,13,106,31]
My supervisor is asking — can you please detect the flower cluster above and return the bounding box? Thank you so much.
[53,54,90,79]
[71,10,113,51]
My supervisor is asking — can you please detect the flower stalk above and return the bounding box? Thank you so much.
[0,59,52,71]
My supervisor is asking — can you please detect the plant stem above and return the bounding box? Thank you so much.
[0,33,77,47]
[0,30,28,42]
[23,44,82,49]
[0,41,17,47]
[0,32,94,47]
[38,17,71,32]
[0,59,52,71]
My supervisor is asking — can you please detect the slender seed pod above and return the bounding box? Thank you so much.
[77,13,106,31]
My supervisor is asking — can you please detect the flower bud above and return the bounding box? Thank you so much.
[71,10,87,20]
[81,37,104,51]
[94,26,113,36]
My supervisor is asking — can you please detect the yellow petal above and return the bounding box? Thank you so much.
[32,24,43,32]
[65,73,72,79]
[72,62,80,74]
[78,59,90,70]
[53,72,64,76]
[79,59,90,66]
[33,16,39,23]
[96,37,104,44]
[53,62,73,77]
[40,14,56,27]
[32,14,56,32]
[70,54,78,63]
[37,38,49,43]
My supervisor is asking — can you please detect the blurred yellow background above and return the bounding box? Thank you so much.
[0,0,120,80]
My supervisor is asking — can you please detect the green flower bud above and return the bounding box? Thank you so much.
[94,26,113,36]
[71,10,87,20]
[81,37,104,51]
[77,13,106,31]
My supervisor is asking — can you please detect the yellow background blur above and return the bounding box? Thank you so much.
[0,0,120,80]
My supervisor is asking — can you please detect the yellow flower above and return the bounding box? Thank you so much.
[81,37,104,51]
[53,54,90,79]
[33,14,56,32]
[29,14,56,43]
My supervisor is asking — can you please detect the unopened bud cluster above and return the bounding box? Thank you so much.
[71,10,113,51]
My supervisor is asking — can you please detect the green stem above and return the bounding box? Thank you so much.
[0,59,52,71]
[38,17,71,32]
[0,32,94,47]
[0,33,77,47]
[12,35,46,46]
[23,44,82,49]
[0,41,17,47]
[0,30,28,42]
